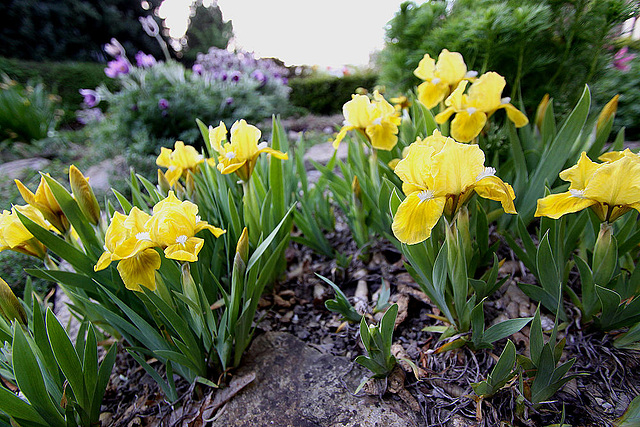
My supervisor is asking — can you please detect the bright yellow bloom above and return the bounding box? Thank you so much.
[414,49,473,109]
[596,95,619,135]
[435,72,529,142]
[156,140,209,186]
[535,151,640,222]
[94,207,160,292]
[392,133,516,244]
[15,175,69,234]
[208,120,288,181]
[147,192,225,262]
[0,205,48,259]
[332,90,402,151]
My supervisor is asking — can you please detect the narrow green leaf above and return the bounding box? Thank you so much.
[492,340,517,385]
[12,326,65,427]
[0,385,49,426]
[83,325,98,405]
[483,317,532,344]
[46,309,87,408]
[616,393,640,426]
[90,343,116,421]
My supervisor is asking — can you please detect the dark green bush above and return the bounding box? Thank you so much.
[289,73,379,115]
[0,57,117,123]
[378,0,636,114]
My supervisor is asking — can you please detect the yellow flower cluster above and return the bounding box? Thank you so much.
[95,192,225,292]
[392,131,516,244]
[208,119,288,181]
[156,140,213,186]
[536,149,640,223]
[332,90,402,151]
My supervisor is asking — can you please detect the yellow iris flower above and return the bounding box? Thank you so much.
[535,150,640,223]
[148,191,225,262]
[392,132,516,244]
[156,140,211,186]
[15,174,69,234]
[95,192,225,291]
[414,49,474,109]
[95,207,161,292]
[332,90,402,151]
[435,72,529,142]
[0,205,48,259]
[208,119,288,181]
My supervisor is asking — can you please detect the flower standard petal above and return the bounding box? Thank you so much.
[392,191,446,245]
[559,152,601,190]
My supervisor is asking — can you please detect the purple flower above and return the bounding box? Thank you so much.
[251,70,267,86]
[105,57,130,78]
[192,64,204,75]
[225,97,234,106]
[104,38,124,58]
[135,51,156,68]
[613,47,635,72]
[158,98,170,110]
[229,71,241,83]
[79,89,100,108]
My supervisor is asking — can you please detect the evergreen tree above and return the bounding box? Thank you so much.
[0,0,172,62]
[181,0,233,65]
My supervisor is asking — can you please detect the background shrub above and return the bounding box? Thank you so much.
[378,0,636,113]
[288,73,379,115]
[0,57,118,124]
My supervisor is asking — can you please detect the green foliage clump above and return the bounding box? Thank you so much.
[0,57,118,124]
[288,73,379,115]
[0,76,62,143]
[378,0,635,112]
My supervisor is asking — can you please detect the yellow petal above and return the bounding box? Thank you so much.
[208,121,227,154]
[257,146,289,160]
[431,138,486,194]
[392,192,446,245]
[444,80,468,110]
[342,94,374,129]
[332,125,354,149]
[417,81,449,109]
[584,156,640,206]
[474,175,517,214]
[559,152,601,190]
[365,120,399,151]
[500,103,529,128]
[117,249,161,292]
[164,237,204,262]
[435,106,456,125]
[414,53,436,80]
[467,72,505,111]
[435,49,467,85]
[94,251,113,271]
[450,110,487,142]
[535,192,597,219]
[394,144,436,190]
[195,222,226,238]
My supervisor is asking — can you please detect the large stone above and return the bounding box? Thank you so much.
[214,332,421,426]
[0,157,50,180]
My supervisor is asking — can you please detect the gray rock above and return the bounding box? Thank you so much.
[0,157,50,180]
[213,331,420,427]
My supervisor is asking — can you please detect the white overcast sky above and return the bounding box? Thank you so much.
[158,0,421,68]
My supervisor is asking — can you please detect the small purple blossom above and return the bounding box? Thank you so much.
[79,89,100,108]
[229,71,241,83]
[105,57,130,78]
[613,47,635,72]
[251,70,267,86]
[225,97,234,106]
[135,51,156,68]
[192,64,204,75]
[104,38,124,58]
[158,98,170,110]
